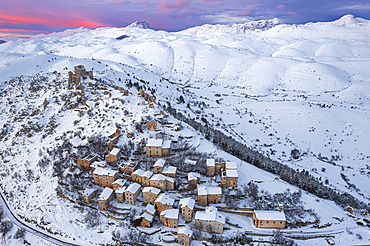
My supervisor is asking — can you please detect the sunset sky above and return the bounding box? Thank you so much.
[1,0,370,38]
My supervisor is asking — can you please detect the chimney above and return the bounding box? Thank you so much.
[279,204,283,212]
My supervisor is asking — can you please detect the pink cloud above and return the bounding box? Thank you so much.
[0,13,108,28]
[277,4,285,9]
[285,12,296,16]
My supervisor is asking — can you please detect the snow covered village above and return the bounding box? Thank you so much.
[0,13,370,246]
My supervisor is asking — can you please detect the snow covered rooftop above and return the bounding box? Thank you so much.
[90,161,106,169]
[147,138,163,147]
[195,207,225,224]
[99,187,114,200]
[145,204,156,215]
[198,185,207,196]
[83,188,95,196]
[178,227,193,237]
[160,209,179,219]
[166,177,175,183]
[163,165,177,174]
[207,186,221,195]
[179,197,195,210]
[115,186,126,194]
[141,212,154,222]
[254,210,286,221]
[143,170,153,178]
[110,148,120,156]
[206,159,215,167]
[125,183,141,194]
[113,179,126,186]
[93,167,118,177]
[226,170,238,177]
[142,187,161,195]
[132,169,145,176]
[153,159,166,167]
[188,172,200,181]
[162,140,171,149]
[150,174,167,181]
[185,159,197,165]
[155,193,174,205]
[226,161,237,170]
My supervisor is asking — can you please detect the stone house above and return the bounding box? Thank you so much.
[93,167,119,188]
[105,148,121,164]
[197,185,208,207]
[165,177,175,191]
[140,212,154,228]
[149,174,167,191]
[77,154,97,171]
[162,165,177,178]
[178,227,193,246]
[188,172,200,187]
[142,187,161,205]
[206,159,215,177]
[119,162,138,174]
[207,187,222,204]
[146,139,172,158]
[162,140,171,157]
[124,183,141,205]
[253,208,286,229]
[179,198,195,222]
[112,179,127,191]
[132,169,145,184]
[146,139,163,158]
[155,193,174,213]
[82,188,96,204]
[115,186,126,203]
[139,204,155,228]
[195,207,225,234]
[197,185,222,207]
[153,159,166,174]
[147,121,157,131]
[221,170,238,188]
[160,209,179,228]
[142,171,153,187]
[123,90,128,96]
[98,187,115,211]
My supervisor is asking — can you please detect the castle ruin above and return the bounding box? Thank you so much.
[68,65,93,89]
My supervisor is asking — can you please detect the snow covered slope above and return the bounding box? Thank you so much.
[0,15,370,245]
[1,15,369,202]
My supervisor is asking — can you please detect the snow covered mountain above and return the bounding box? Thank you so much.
[127,20,150,29]
[0,15,370,245]
[180,18,283,35]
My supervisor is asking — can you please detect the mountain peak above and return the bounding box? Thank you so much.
[331,14,368,26]
[127,21,150,29]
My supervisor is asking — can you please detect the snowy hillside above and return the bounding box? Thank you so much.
[0,15,370,245]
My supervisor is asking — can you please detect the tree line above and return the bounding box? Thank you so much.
[164,104,369,212]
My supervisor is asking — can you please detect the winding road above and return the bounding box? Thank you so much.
[0,191,84,246]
